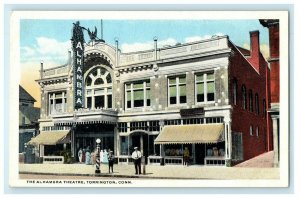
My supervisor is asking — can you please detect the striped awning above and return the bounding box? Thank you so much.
[154,124,224,144]
[28,131,70,146]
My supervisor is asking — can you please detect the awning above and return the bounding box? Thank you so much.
[154,124,224,144]
[28,131,70,146]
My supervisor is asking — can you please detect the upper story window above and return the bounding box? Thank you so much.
[232,79,238,105]
[125,80,150,109]
[49,91,67,115]
[195,73,215,103]
[255,93,259,115]
[85,67,112,109]
[242,85,247,110]
[168,76,186,105]
[249,90,253,112]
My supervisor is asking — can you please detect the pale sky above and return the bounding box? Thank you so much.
[20,19,270,107]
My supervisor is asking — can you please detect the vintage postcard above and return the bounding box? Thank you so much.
[9,11,289,188]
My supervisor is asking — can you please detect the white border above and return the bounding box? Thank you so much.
[9,10,289,188]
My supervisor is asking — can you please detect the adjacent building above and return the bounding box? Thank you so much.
[260,19,280,167]
[19,85,40,153]
[30,21,272,166]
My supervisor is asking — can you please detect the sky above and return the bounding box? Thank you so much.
[20,19,270,107]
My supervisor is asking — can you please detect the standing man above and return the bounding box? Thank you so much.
[131,147,142,174]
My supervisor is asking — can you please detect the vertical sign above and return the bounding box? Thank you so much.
[72,21,85,109]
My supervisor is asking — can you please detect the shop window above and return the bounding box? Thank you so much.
[125,80,150,109]
[85,67,113,109]
[195,73,215,103]
[169,76,186,105]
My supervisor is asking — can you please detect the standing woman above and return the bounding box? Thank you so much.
[100,150,104,163]
[82,148,86,164]
[78,148,83,163]
[103,149,108,164]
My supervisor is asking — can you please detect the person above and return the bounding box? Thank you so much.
[82,148,86,163]
[108,151,115,173]
[91,149,96,165]
[103,149,108,164]
[78,148,82,163]
[100,150,104,163]
[85,149,92,165]
[183,147,190,166]
[131,147,142,174]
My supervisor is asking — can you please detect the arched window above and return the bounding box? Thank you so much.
[85,67,113,109]
[256,126,259,137]
[232,79,237,105]
[249,90,253,112]
[242,85,247,110]
[255,93,259,115]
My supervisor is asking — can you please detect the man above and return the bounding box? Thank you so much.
[183,147,190,166]
[131,147,142,174]
[108,151,114,173]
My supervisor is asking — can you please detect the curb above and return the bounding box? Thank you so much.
[19,171,203,180]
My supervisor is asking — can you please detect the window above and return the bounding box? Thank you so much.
[195,73,215,103]
[263,99,266,118]
[242,85,247,110]
[256,126,259,137]
[125,80,150,109]
[169,76,186,105]
[232,79,238,105]
[250,125,253,136]
[49,91,67,115]
[85,67,113,109]
[255,93,259,115]
[249,90,253,112]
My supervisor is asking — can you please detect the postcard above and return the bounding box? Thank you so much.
[9,10,289,188]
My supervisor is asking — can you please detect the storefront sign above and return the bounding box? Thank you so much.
[180,107,204,117]
[72,21,85,109]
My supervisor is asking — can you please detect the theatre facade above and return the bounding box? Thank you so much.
[30,22,272,166]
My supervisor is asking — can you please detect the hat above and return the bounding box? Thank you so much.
[110,151,113,153]
[134,147,138,149]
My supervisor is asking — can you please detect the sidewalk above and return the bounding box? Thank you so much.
[19,163,279,180]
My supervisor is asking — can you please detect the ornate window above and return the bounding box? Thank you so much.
[256,126,259,137]
[195,73,215,103]
[242,85,247,110]
[125,80,150,109]
[48,91,67,115]
[169,76,186,105]
[250,125,253,136]
[85,67,112,109]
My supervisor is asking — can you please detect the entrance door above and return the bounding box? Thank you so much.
[130,132,149,164]
[195,144,206,165]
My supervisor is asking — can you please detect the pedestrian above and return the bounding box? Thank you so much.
[103,149,108,164]
[131,147,142,174]
[78,148,82,163]
[183,147,190,166]
[82,148,86,163]
[85,149,92,165]
[108,151,114,173]
[100,150,104,163]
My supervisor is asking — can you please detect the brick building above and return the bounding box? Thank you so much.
[260,19,280,167]
[30,21,271,166]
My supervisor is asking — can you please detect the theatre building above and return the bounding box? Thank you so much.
[30,22,272,166]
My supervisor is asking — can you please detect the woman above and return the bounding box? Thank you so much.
[85,149,92,165]
[78,148,82,163]
[102,149,108,164]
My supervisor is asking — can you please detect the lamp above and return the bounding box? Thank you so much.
[95,138,101,174]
